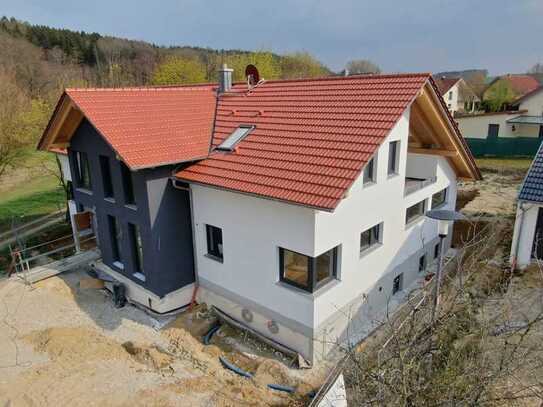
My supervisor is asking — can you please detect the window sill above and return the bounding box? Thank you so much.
[76,188,93,195]
[360,242,382,258]
[112,261,124,270]
[276,278,340,299]
[204,253,224,263]
[104,197,115,204]
[405,215,425,229]
[125,204,137,211]
[133,272,146,282]
[363,180,377,188]
[387,172,400,180]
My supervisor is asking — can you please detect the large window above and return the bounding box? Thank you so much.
[99,156,114,199]
[360,223,382,254]
[129,223,144,276]
[206,224,223,261]
[279,246,338,292]
[432,188,447,208]
[406,199,426,224]
[121,162,135,206]
[363,157,376,184]
[75,151,91,190]
[108,215,123,267]
[388,141,399,175]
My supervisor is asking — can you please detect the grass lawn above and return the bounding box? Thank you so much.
[0,150,65,232]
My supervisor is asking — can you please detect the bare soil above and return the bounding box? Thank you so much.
[0,270,324,406]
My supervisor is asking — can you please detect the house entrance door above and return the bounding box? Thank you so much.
[532,207,543,259]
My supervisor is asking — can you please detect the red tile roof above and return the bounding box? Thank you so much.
[175,74,431,210]
[503,75,540,96]
[64,85,217,169]
[434,77,460,95]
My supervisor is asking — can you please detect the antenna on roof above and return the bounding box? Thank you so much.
[245,64,260,89]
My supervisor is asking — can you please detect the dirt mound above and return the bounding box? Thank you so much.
[25,327,130,364]
[254,359,297,388]
[122,341,173,370]
[34,276,76,301]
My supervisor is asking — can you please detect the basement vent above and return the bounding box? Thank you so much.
[215,125,255,152]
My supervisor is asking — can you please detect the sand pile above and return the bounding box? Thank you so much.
[122,341,174,370]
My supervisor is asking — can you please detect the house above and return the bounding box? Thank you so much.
[38,69,481,363]
[483,74,541,103]
[456,85,543,157]
[510,142,543,269]
[434,77,480,115]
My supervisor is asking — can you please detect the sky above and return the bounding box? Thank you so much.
[1,0,542,75]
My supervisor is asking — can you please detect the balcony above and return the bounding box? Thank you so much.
[404,153,437,196]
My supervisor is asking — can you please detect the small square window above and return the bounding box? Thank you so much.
[363,157,376,184]
[406,200,426,224]
[216,125,255,151]
[432,188,447,208]
[419,254,427,272]
[206,224,223,261]
[392,273,403,295]
[360,223,382,254]
[388,141,399,175]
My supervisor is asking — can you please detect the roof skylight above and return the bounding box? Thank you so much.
[215,125,255,151]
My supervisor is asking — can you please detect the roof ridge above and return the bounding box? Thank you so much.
[66,83,217,92]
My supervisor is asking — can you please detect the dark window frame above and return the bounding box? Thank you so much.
[392,273,403,295]
[206,224,223,261]
[363,157,376,184]
[279,247,338,293]
[406,199,427,225]
[74,150,92,190]
[431,188,447,208]
[360,223,382,254]
[108,215,123,266]
[419,254,427,272]
[129,223,144,275]
[388,141,399,175]
[120,162,136,206]
[99,155,114,199]
[434,242,441,259]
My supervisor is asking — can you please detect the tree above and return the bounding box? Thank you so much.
[528,63,543,74]
[483,80,516,112]
[223,51,281,82]
[280,52,330,79]
[150,56,206,85]
[345,59,381,75]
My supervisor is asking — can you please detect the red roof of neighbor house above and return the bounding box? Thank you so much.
[63,85,217,169]
[175,74,431,210]
[499,75,540,96]
[434,77,460,95]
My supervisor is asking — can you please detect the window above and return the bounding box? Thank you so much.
[75,151,91,190]
[216,125,255,151]
[448,91,452,101]
[129,223,144,275]
[206,224,223,261]
[419,254,427,272]
[279,246,338,292]
[434,242,441,259]
[121,162,135,206]
[388,141,399,175]
[432,188,447,208]
[392,273,403,294]
[99,156,114,199]
[363,157,376,184]
[108,215,123,266]
[360,223,382,254]
[487,124,499,140]
[406,200,426,224]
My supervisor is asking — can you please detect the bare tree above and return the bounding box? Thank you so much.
[528,63,543,74]
[345,59,381,75]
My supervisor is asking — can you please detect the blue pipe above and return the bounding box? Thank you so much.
[267,383,295,393]
[219,355,254,378]
[202,324,221,345]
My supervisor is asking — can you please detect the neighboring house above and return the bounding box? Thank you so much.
[483,74,541,102]
[434,77,480,115]
[511,143,543,269]
[456,85,543,157]
[38,71,480,363]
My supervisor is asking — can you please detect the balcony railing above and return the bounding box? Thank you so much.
[404,176,437,196]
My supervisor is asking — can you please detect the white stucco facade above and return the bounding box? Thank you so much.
[191,108,459,362]
[511,202,542,269]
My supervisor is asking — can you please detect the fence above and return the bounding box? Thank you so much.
[465,136,542,157]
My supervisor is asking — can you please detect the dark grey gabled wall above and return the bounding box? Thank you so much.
[68,119,195,297]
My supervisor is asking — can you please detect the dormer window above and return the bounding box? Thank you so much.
[215,125,255,152]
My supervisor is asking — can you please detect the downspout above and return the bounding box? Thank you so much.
[511,201,528,273]
[172,179,200,307]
